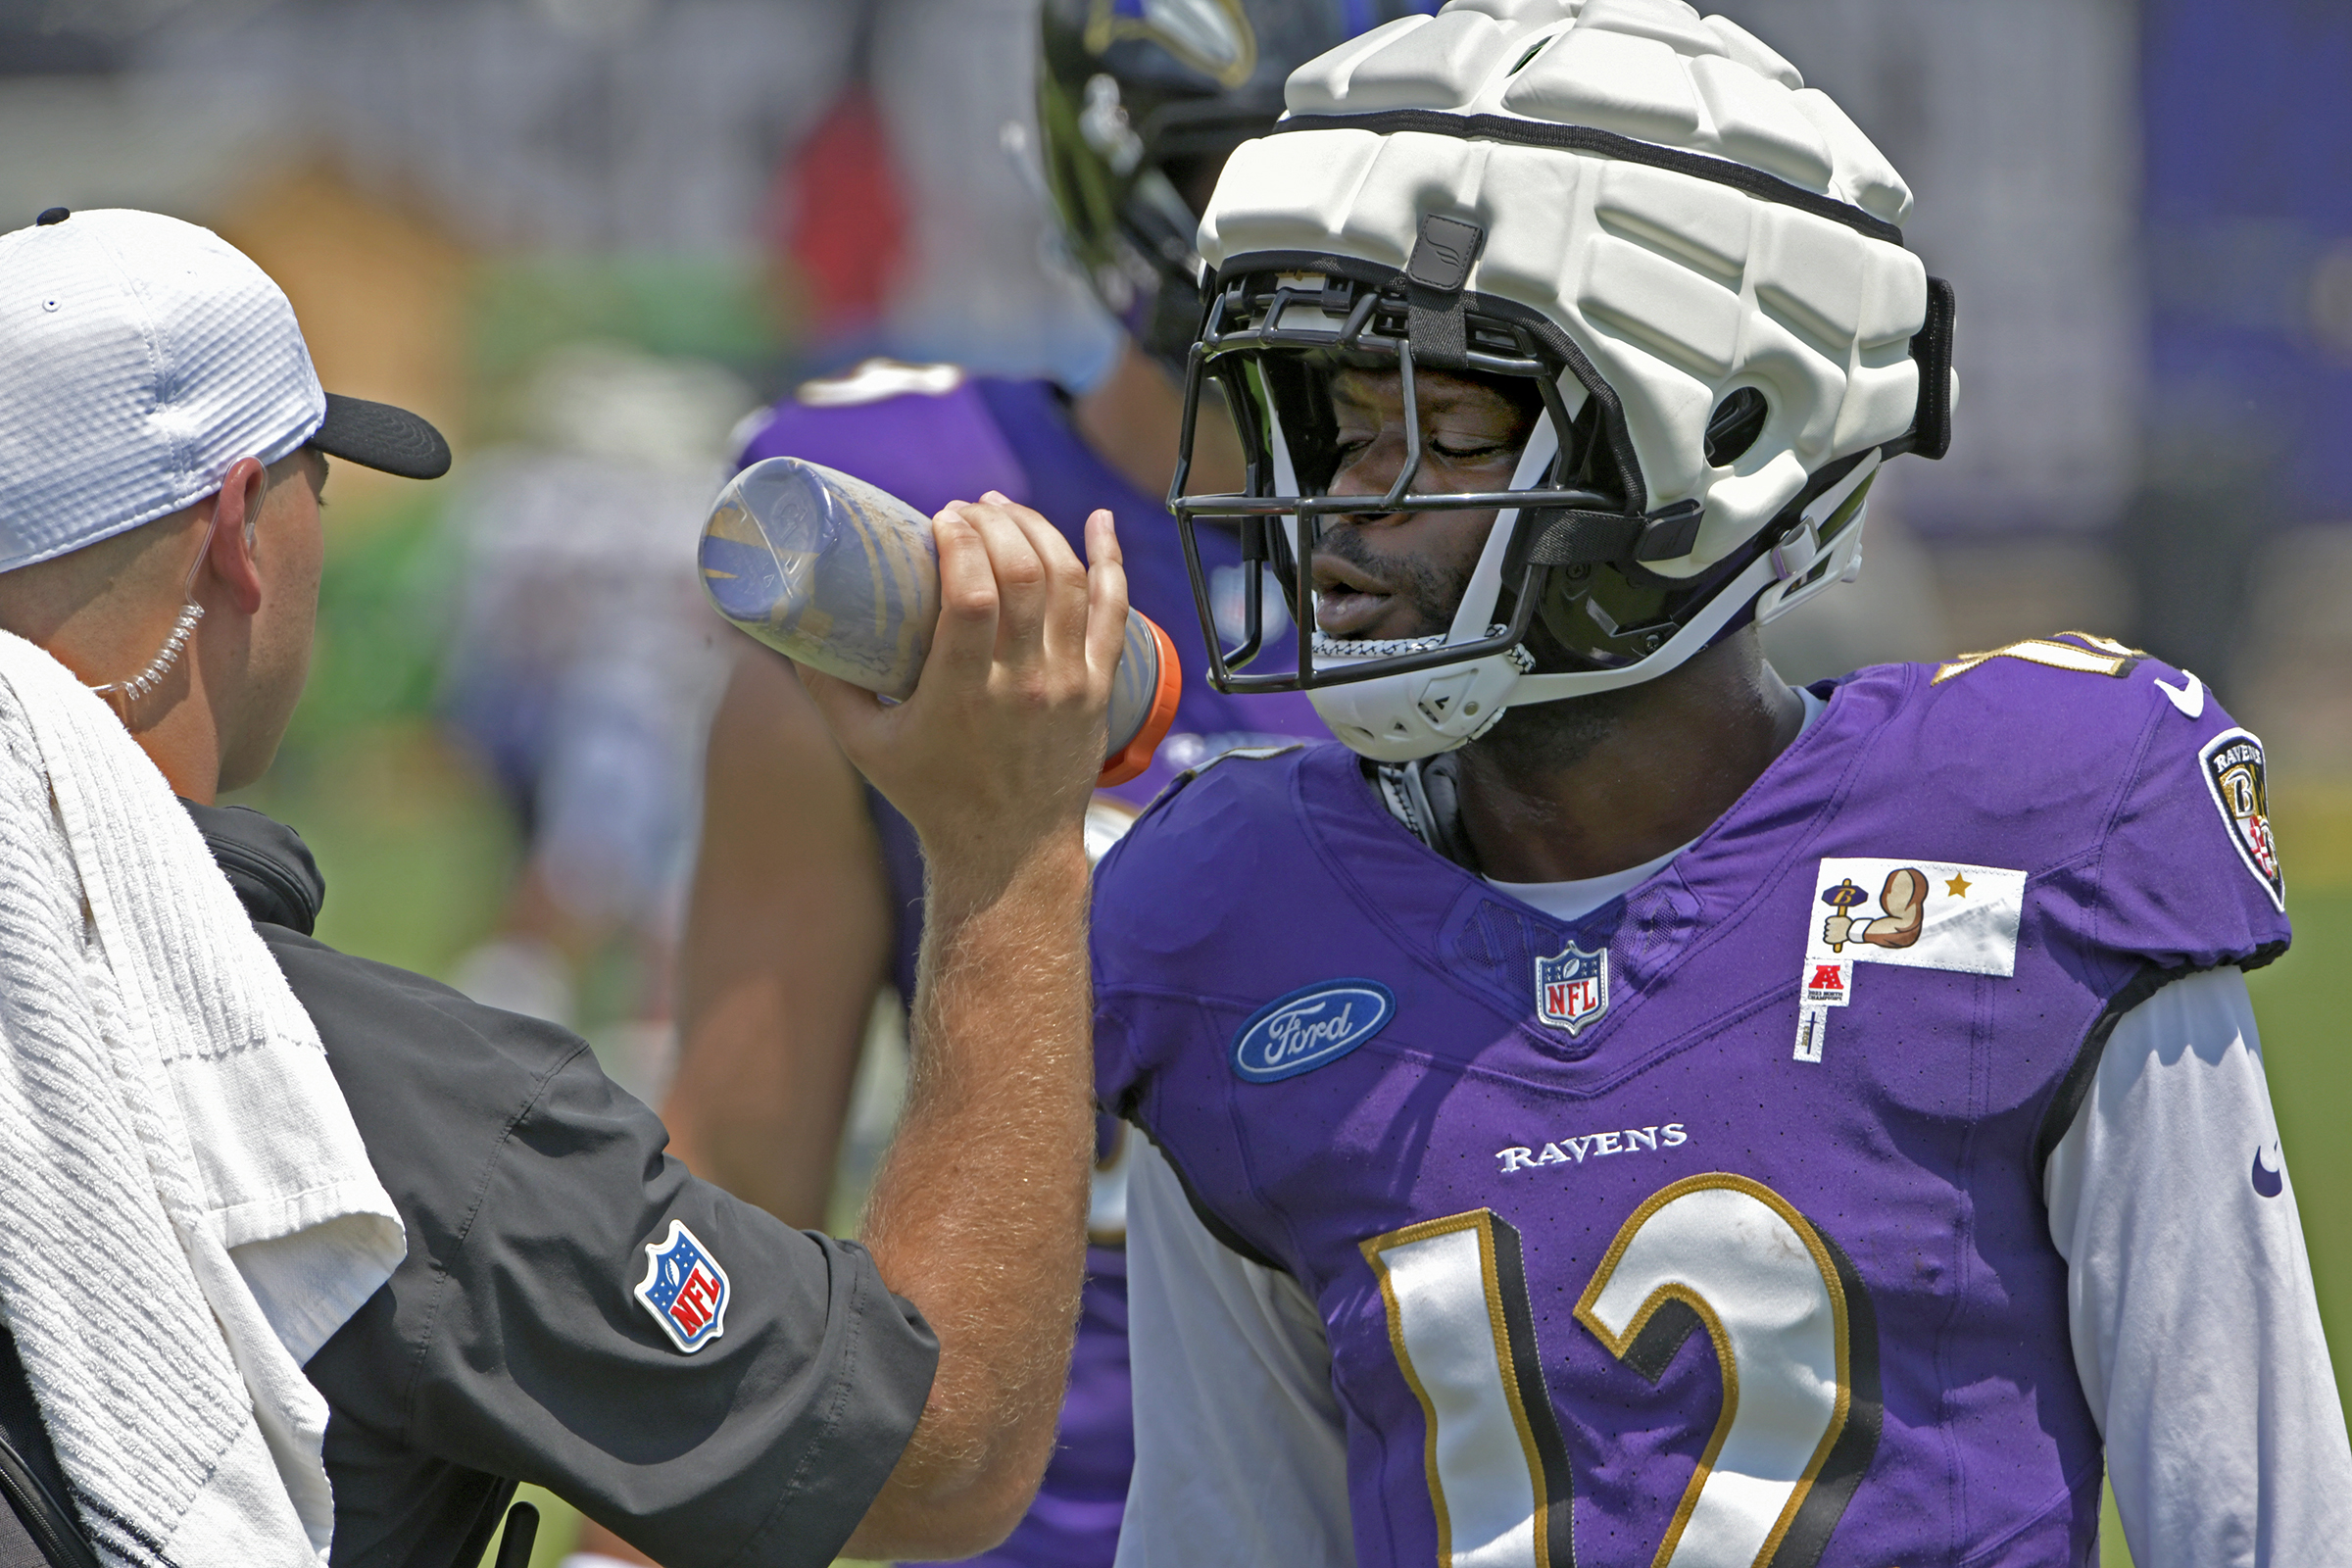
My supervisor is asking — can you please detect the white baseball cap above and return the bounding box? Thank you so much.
[0,207,450,574]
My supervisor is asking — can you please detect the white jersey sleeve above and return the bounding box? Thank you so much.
[2043,966,2352,1567]
[1116,1138,1352,1568]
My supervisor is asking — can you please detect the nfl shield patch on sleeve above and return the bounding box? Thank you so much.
[636,1220,730,1353]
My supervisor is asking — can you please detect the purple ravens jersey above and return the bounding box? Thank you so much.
[1092,643,2291,1566]
[737,365,1325,1567]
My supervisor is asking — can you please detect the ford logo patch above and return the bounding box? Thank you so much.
[1232,980,1396,1083]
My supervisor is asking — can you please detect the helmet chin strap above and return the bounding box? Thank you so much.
[88,505,220,726]
[1510,452,1883,706]
[1507,547,1782,705]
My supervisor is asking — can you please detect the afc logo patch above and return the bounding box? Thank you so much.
[2201,728,2284,910]
[1535,941,1609,1035]
[1803,957,1853,1006]
[636,1220,731,1353]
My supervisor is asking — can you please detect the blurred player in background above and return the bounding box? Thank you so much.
[440,344,748,1096]
[1092,4,2352,1564]
[564,7,1436,1568]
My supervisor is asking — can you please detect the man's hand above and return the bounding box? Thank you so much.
[801,493,1125,1561]
[802,493,1128,897]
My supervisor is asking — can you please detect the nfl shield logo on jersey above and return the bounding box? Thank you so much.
[1535,942,1609,1034]
[636,1220,730,1353]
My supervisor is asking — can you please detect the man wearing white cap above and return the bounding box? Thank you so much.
[0,208,1128,1568]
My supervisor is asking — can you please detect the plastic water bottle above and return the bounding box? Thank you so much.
[700,457,1182,787]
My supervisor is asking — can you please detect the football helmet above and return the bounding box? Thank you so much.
[1168,0,1957,760]
[1038,0,1443,371]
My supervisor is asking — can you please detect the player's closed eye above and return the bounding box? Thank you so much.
[1332,432,1511,466]
[1429,438,1515,465]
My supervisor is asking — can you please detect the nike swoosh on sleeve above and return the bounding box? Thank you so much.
[2155,671,2205,717]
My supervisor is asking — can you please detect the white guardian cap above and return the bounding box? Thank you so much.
[1165,0,1955,760]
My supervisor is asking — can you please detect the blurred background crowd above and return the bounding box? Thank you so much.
[2,2,2346,1564]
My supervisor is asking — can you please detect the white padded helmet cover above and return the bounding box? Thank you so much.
[1197,0,1927,580]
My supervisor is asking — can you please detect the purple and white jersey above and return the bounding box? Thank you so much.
[1093,643,2295,1566]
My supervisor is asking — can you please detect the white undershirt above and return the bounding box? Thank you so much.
[1115,689,2352,1568]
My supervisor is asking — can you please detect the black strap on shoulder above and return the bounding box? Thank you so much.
[492,1501,540,1568]
[0,1449,90,1568]
[0,1485,53,1568]
[449,1483,524,1568]
[0,1327,97,1568]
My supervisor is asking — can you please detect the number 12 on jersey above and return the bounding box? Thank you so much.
[1361,1175,1883,1568]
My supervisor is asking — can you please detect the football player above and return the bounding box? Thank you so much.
[622,6,1429,1568]
[1091,2,2352,1565]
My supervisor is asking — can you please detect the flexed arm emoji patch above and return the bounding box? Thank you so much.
[1794,858,2026,1064]
[1821,867,1930,952]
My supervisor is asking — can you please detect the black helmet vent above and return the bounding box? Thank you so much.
[1704,387,1769,467]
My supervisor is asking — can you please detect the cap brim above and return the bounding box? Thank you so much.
[311,393,451,480]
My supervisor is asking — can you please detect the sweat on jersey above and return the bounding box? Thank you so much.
[1091,642,2312,1565]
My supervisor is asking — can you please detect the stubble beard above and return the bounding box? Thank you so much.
[1313,524,1470,642]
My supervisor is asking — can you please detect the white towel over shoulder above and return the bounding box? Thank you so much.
[0,630,403,1568]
